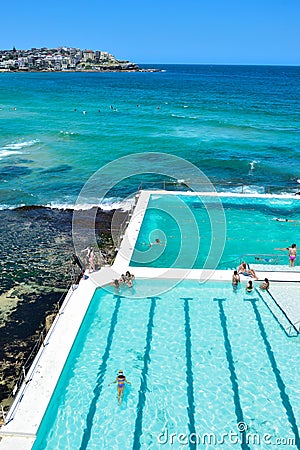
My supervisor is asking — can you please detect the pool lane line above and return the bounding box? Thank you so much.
[256,288,298,337]
[132,297,157,450]
[215,298,251,450]
[247,296,300,449]
[79,295,122,450]
[182,298,197,450]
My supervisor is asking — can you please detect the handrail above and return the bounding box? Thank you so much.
[256,288,299,337]
[136,179,300,195]
[218,253,284,270]
[237,253,283,267]
[293,320,300,333]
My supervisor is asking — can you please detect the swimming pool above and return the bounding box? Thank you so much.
[32,279,300,449]
[130,194,300,270]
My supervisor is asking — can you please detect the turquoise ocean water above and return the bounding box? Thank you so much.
[0,65,300,210]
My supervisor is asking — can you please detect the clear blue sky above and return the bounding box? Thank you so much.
[2,0,300,65]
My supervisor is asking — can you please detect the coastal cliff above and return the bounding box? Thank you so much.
[0,46,160,72]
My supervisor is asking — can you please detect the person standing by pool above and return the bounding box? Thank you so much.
[276,243,297,266]
[88,247,95,273]
[108,370,131,404]
[288,244,297,267]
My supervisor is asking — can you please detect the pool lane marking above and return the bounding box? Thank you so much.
[132,297,158,450]
[182,298,197,450]
[79,295,123,450]
[246,296,300,449]
[215,298,251,450]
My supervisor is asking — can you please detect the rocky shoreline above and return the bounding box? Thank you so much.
[0,206,125,409]
[0,68,162,73]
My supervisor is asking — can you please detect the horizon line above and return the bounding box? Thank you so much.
[137,62,300,67]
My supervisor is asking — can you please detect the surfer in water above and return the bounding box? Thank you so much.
[108,370,131,404]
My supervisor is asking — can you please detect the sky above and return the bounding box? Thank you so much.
[1,0,300,65]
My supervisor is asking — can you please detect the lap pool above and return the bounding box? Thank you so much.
[32,279,300,449]
[130,194,300,270]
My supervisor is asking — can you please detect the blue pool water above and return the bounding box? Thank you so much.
[33,279,300,449]
[130,194,300,270]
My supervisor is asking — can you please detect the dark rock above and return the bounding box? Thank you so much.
[0,205,118,406]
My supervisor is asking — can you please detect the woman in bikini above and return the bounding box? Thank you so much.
[276,243,297,267]
[108,370,131,404]
[288,244,297,267]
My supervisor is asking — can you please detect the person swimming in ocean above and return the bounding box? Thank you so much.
[108,370,131,404]
[274,218,297,222]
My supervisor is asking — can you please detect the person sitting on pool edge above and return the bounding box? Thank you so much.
[125,271,135,287]
[237,261,258,280]
[108,370,131,404]
[125,270,135,280]
[246,280,254,293]
[260,278,270,290]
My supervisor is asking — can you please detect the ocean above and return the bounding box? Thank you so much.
[1,64,300,210]
[0,64,300,404]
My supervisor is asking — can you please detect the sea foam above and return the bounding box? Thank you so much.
[47,197,135,212]
[0,140,39,159]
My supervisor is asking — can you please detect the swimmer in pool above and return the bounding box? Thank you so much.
[108,370,131,404]
[150,238,161,247]
[232,270,240,290]
[260,278,270,290]
[246,280,253,293]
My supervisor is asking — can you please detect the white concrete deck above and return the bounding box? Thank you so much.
[135,189,300,199]
[113,190,151,273]
[1,189,299,449]
[267,282,300,332]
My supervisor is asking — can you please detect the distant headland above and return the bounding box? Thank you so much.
[0,46,160,73]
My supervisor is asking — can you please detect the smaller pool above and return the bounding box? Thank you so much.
[33,279,300,450]
[130,194,300,270]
